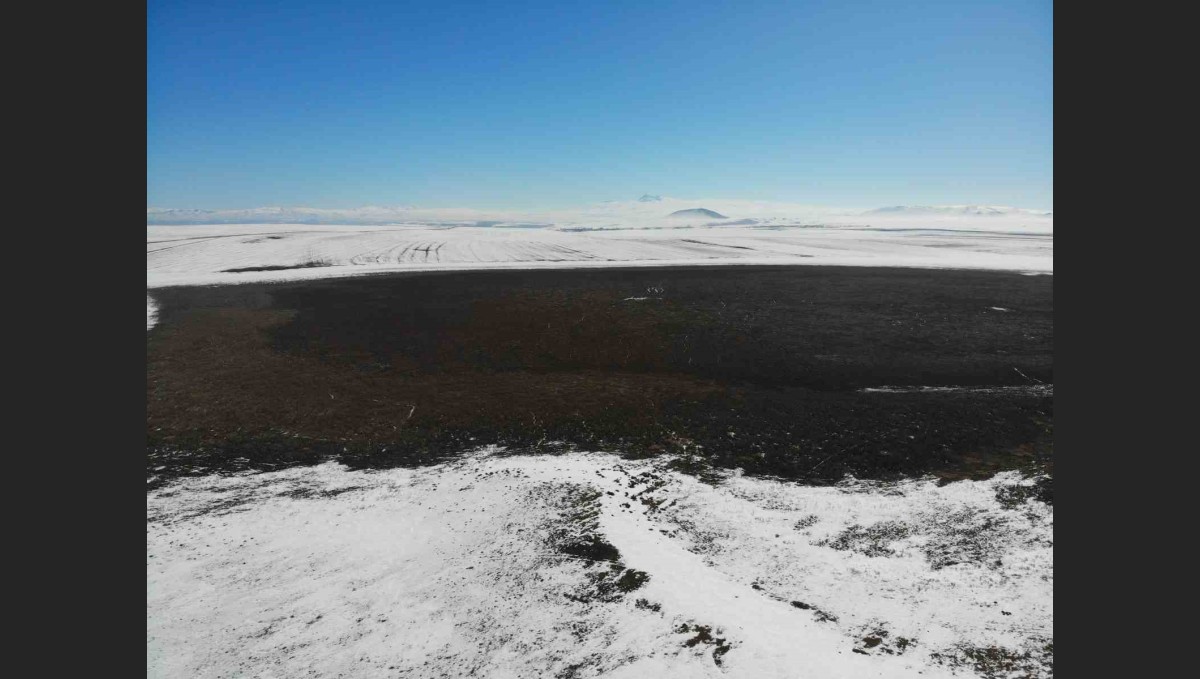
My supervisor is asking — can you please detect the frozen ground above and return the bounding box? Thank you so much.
[147,222,1051,285]
[146,201,1051,329]
[146,201,1051,281]
[148,450,1052,678]
[147,222,1052,289]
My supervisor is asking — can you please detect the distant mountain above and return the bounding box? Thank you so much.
[668,208,728,219]
[147,205,421,225]
[867,205,1051,217]
[148,201,1051,229]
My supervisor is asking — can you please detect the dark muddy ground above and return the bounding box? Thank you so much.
[147,265,1052,487]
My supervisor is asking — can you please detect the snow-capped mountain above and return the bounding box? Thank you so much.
[668,208,728,219]
[867,205,1052,217]
[147,198,1052,230]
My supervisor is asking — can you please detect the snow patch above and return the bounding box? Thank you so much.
[147,295,158,331]
[148,452,1052,678]
[861,385,1052,396]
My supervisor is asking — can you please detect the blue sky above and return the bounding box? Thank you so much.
[148,0,1052,210]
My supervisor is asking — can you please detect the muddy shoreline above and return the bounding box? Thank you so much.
[147,265,1052,487]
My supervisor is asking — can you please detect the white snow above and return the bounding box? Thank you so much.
[867,205,1051,218]
[146,201,1052,324]
[147,221,1052,292]
[147,294,158,331]
[148,451,1052,678]
[861,385,1052,395]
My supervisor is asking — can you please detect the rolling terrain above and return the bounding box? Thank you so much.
[147,208,1053,678]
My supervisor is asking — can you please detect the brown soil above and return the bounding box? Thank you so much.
[147,265,1052,485]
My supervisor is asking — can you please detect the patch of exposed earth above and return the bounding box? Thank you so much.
[147,266,1053,487]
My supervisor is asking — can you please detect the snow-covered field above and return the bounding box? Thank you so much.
[147,200,1052,292]
[148,450,1051,678]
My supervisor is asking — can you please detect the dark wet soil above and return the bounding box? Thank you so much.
[147,265,1051,485]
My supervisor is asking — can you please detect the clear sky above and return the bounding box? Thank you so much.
[148,0,1053,210]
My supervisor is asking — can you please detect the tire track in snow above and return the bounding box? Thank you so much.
[349,239,408,265]
[550,243,599,260]
[394,242,417,263]
[590,466,951,679]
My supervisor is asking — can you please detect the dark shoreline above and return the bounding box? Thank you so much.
[148,265,1052,489]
